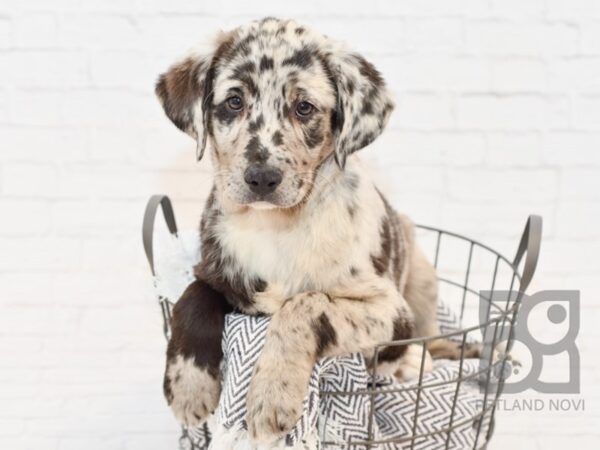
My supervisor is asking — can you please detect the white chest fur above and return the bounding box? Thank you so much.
[216,161,385,296]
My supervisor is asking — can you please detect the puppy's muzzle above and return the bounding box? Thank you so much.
[244,165,283,196]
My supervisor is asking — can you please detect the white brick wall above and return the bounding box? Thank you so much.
[1,1,598,449]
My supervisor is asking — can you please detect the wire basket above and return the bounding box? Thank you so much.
[143,195,542,450]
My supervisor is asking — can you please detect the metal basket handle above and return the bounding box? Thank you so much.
[513,214,542,293]
[142,194,178,277]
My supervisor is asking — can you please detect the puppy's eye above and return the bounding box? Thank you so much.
[226,96,243,111]
[295,101,314,117]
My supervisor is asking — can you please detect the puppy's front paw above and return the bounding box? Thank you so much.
[394,344,433,381]
[249,282,287,315]
[246,361,307,443]
[165,355,221,427]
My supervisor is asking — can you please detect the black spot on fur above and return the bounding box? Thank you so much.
[377,190,405,287]
[383,102,394,118]
[224,33,258,62]
[350,266,359,276]
[303,121,324,148]
[331,90,345,137]
[288,71,299,83]
[347,204,356,219]
[232,61,256,78]
[282,100,290,119]
[276,23,287,35]
[253,278,267,293]
[361,98,374,115]
[358,132,376,150]
[357,55,384,86]
[259,55,274,72]
[235,75,258,96]
[244,136,270,163]
[371,216,391,276]
[202,62,216,142]
[312,312,337,358]
[346,78,355,96]
[213,101,237,125]
[272,130,283,146]
[229,61,258,96]
[163,376,174,404]
[248,114,264,133]
[282,48,313,69]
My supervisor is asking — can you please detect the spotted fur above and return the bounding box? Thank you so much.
[156,18,462,443]
[156,17,394,208]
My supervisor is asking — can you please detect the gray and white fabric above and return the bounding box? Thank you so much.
[182,303,491,450]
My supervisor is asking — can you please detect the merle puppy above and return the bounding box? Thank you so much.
[156,17,461,444]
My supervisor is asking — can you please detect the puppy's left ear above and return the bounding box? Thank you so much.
[155,55,213,161]
[327,52,395,168]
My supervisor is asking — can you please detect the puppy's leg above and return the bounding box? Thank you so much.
[403,238,481,360]
[164,279,232,426]
[403,239,440,339]
[246,277,414,443]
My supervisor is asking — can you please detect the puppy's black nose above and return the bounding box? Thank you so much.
[244,165,283,196]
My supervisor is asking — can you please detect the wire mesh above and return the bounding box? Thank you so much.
[159,224,533,449]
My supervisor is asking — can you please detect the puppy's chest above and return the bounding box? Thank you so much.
[218,213,358,294]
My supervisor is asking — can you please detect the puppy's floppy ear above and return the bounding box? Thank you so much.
[327,51,395,168]
[155,55,213,161]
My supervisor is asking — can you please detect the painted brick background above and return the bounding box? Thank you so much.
[0,1,598,449]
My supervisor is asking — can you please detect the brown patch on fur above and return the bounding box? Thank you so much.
[163,278,231,416]
[312,312,337,357]
[155,57,204,135]
[166,279,231,378]
[371,216,391,276]
[377,314,415,363]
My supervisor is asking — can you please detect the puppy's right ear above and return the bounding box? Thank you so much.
[155,55,213,161]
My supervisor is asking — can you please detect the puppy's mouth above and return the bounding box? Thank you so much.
[248,201,278,210]
[219,172,311,210]
[239,190,305,211]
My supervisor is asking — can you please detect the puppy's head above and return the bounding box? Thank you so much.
[156,18,394,209]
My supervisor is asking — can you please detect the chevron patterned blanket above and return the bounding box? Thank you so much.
[182,303,488,450]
